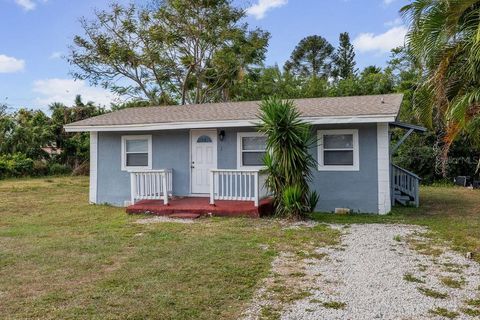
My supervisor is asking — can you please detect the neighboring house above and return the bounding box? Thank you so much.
[41,145,62,156]
[64,94,422,215]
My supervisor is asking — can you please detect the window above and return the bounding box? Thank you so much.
[318,129,359,171]
[196,135,212,143]
[237,132,267,168]
[121,135,152,171]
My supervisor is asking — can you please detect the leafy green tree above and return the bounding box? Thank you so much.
[329,65,394,97]
[0,108,53,159]
[257,98,317,219]
[332,32,357,79]
[49,95,105,169]
[284,35,334,79]
[70,1,269,105]
[231,66,301,101]
[401,0,480,174]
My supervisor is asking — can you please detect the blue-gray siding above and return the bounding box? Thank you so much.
[96,124,379,213]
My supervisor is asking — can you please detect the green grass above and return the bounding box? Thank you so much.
[403,273,425,284]
[462,307,480,317]
[440,276,465,289]
[417,287,448,299]
[311,185,480,263]
[429,307,459,319]
[0,177,338,320]
[322,301,347,309]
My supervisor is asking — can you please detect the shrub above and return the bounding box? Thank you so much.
[258,97,317,219]
[280,185,306,218]
[33,160,49,176]
[48,163,71,176]
[0,153,34,178]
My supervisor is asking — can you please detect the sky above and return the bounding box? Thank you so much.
[0,0,409,111]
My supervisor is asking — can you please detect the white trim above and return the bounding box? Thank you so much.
[190,129,218,194]
[89,132,98,204]
[237,132,267,170]
[377,123,391,214]
[64,114,398,132]
[317,129,359,171]
[121,135,152,171]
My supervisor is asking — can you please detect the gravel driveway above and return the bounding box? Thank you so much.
[245,224,480,320]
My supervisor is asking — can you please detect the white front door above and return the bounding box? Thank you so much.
[191,130,217,194]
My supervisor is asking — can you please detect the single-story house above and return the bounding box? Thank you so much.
[64,94,422,216]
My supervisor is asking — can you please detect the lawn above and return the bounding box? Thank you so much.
[0,176,338,319]
[0,178,479,319]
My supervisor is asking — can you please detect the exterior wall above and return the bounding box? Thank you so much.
[377,123,392,214]
[218,124,379,213]
[97,130,190,206]
[311,124,379,213]
[95,124,386,213]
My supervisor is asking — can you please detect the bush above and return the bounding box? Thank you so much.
[280,185,305,218]
[0,153,34,178]
[33,160,49,176]
[48,163,71,176]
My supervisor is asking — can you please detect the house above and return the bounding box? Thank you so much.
[64,94,422,216]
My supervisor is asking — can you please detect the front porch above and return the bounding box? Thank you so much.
[127,169,273,217]
[126,197,274,218]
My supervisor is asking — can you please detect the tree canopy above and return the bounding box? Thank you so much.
[332,32,356,79]
[69,1,269,105]
[284,35,334,79]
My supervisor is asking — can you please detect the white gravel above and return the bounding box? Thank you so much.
[281,224,480,319]
[134,216,195,224]
[243,223,480,320]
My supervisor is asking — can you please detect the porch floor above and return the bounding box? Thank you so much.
[126,197,273,218]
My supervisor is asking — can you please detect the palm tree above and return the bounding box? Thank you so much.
[402,0,480,174]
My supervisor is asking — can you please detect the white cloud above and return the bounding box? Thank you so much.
[33,78,117,107]
[0,54,25,73]
[246,0,287,20]
[353,26,407,54]
[383,0,396,4]
[15,0,36,11]
[49,51,63,59]
[384,17,402,27]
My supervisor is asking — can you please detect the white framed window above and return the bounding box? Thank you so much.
[237,132,267,169]
[121,135,152,171]
[318,129,359,171]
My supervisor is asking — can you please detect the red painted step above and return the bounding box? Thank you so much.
[126,197,274,218]
[168,213,201,219]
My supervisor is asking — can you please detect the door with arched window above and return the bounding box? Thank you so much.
[190,130,217,194]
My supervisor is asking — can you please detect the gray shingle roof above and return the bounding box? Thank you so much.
[65,94,402,129]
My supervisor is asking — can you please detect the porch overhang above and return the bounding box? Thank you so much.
[390,121,427,154]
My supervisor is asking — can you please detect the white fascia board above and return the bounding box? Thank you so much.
[64,114,397,132]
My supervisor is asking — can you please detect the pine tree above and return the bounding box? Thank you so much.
[333,32,356,79]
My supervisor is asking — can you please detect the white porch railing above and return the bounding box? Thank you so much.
[209,169,270,207]
[129,169,173,205]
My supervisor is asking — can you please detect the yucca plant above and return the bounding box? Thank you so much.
[257,97,316,219]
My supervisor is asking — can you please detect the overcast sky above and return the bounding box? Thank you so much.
[0,0,409,111]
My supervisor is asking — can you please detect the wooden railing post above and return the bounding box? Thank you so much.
[130,172,136,205]
[254,171,259,207]
[210,170,215,205]
[162,172,169,205]
[414,179,419,207]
